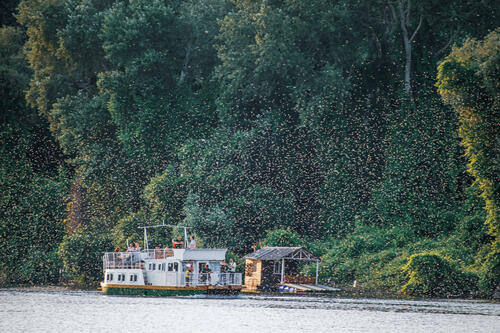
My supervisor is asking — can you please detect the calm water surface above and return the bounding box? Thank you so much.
[1,289,499,332]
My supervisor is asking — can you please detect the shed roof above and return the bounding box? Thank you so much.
[243,247,317,261]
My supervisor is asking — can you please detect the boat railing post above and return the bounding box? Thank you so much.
[315,259,319,285]
[281,258,285,284]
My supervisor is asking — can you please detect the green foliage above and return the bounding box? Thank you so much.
[318,224,415,285]
[18,248,62,285]
[437,28,500,294]
[0,26,31,123]
[0,0,19,26]
[112,211,148,251]
[3,0,499,294]
[58,228,113,286]
[0,162,68,285]
[0,24,68,286]
[401,253,478,297]
[262,228,304,248]
[143,165,188,224]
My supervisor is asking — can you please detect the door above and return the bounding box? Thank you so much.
[166,261,179,285]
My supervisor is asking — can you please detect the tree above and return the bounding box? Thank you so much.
[0,26,68,285]
[58,228,113,285]
[437,29,500,293]
[388,0,422,96]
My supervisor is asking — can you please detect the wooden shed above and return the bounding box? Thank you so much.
[243,247,319,292]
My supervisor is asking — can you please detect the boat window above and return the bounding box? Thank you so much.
[162,263,165,271]
[152,263,156,271]
[106,273,114,281]
[173,262,178,272]
[148,263,152,271]
[168,263,173,271]
[129,274,137,282]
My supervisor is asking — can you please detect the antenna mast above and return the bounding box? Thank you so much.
[137,220,192,251]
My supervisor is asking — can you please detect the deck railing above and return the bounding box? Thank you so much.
[103,251,147,270]
[185,273,242,286]
[103,250,177,269]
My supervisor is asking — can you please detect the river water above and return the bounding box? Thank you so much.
[1,289,499,332]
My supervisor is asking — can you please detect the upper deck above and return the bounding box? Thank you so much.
[103,248,227,270]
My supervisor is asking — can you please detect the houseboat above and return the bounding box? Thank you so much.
[101,225,242,296]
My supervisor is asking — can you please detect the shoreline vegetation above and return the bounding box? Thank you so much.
[1,1,499,299]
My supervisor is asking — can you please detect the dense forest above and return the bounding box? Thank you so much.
[1,0,499,297]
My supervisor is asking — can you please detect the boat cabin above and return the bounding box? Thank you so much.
[243,247,319,292]
[103,248,242,288]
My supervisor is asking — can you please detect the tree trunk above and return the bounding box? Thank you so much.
[390,0,422,96]
[178,40,192,86]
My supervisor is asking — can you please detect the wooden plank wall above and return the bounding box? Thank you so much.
[244,259,262,291]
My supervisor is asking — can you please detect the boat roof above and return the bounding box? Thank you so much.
[180,248,226,261]
[243,247,318,261]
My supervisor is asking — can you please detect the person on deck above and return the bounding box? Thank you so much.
[172,236,184,249]
[164,245,173,257]
[127,243,135,252]
[189,236,197,249]
[154,246,163,259]
[229,258,236,273]
[185,261,193,286]
[125,243,135,268]
[220,260,228,273]
[200,264,212,284]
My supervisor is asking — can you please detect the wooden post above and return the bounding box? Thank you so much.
[281,258,285,284]
[315,260,319,285]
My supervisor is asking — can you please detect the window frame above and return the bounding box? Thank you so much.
[273,261,282,275]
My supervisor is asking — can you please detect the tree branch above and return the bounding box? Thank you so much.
[177,39,192,86]
[406,0,411,23]
[435,29,458,57]
[409,15,422,43]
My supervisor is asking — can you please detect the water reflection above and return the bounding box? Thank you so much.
[0,289,498,333]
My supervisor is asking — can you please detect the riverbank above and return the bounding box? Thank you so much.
[2,284,497,302]
[0,284,93,292]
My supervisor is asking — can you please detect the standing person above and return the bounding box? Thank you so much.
[229,258,236,272]
[164,245,173,257]
[127,242,136,252]
[172,235,184,248]
[184,261,193,286]
[201,263,212,284]
[154,246,163,259]
[189,236,197,249]
[220,260,228,273]
[125,242,135,268]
